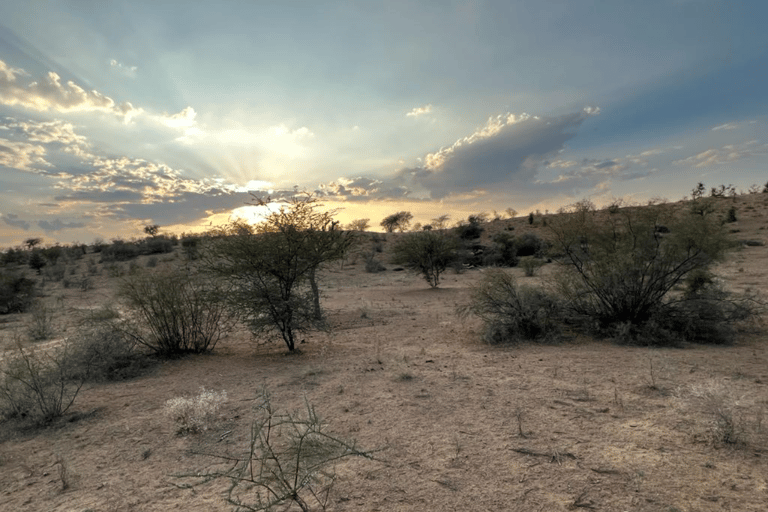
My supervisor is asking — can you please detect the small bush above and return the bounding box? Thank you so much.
[27,299,55,341]
[726,207,737,223]
[66,327,153,382]
[515,233,544,257]
[460,269,561,344]
[119,268,234,356]
[364,252,386,273]
[164,388,227,434]
[0,271,35,314]
[492,233,519,267]
[519,257,544,277]
[146,256,158,268]
[0,340,85,425]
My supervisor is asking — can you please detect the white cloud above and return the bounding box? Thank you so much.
[109,59,138,77]
[406,104,432,117]
[0,138,50,172]
[674,140,768,168]
[0,59,142,120]
[160,106,197,129]
[711,122,738,131]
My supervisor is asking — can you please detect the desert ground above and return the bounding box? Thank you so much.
[1,194,767,511]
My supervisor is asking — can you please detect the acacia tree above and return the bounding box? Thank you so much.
[206,196,355,351]
[391,230,458,287]
[347,218,370,231]
[380,211,413,233]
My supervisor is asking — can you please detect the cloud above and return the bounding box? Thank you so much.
[674,140,768,168]
[5,118,88,146]
[312,108,607,202]
[400,108,599,198]
[0,59,142,120]
[711,122,738,131]
[406,104,432,117]
[109,59,138,77]
[0,137,50,172]
[159,106,197,129]
[2,213,30,230]
[316,176,413,201]
[37,218,86,232]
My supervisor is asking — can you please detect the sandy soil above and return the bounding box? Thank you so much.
[1,194,767,511]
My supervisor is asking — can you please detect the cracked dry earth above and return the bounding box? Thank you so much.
[2,197,768,511]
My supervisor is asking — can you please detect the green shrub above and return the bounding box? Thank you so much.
[0,271,35,314]
[460,269,561,344]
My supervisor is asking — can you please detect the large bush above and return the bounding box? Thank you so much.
[548,200,740,344]
[119,267,234,356]
[391,230,458,287]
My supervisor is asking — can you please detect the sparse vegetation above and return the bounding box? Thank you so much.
[177,388,379,511]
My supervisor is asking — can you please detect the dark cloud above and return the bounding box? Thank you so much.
[37,218,86,232]
[2,213,29,230]
[318,109,601,202]
[407,110,597,198]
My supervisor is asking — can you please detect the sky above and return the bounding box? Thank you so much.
[1,0,767,247]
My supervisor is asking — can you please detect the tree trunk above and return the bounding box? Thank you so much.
[309,267,321,320]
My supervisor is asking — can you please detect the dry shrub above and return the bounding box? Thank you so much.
[460,269,561,344]
[176,388,380,511]
[119,267,234,356]
[0,339,85,425]
[66,326,154,382]
[676,380,765,447]
[164,387,227,434]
